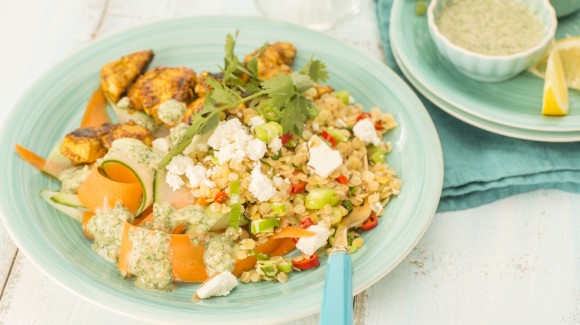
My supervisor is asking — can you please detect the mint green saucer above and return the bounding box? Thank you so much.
[0,16,443,324]
[393,43,580,142]
[390,0,580,133]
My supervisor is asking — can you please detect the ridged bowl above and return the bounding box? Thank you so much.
[427,0,557,82]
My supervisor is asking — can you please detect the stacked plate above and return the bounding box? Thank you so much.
[390,0,580,142]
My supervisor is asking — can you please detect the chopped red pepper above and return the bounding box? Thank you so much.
[293,254,320,270]
[356,112,372,122]
[291,181,307,194]
[374,122,383,130]
[359,212,379,231]
[336,175,349,185]
[280,133,292,145]
[214,191,229,204]
[293,217,315,243]
[321,130,337,147]
[299,217,314,229]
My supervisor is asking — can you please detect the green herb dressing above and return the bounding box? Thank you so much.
[127,227,175,290]
[203,233,237,276]
[86,204,135,262]
[58,165,90,194]
[436,0,544,56]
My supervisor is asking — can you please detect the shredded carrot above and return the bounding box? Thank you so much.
[270,227,315,240]
[171,224,186,234]
[100,161,139,184]
[268,238,296,256]
[196,196,208,206]
[77,166,142,214]
[81,87,111,128]
[14,144,45,172]
[170,234,208,282]
[117,222,133,274]
[82,211,95,239]
[133,212,153,227]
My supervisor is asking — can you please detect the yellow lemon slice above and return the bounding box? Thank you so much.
[542,47,569,116]
[529,37,580,90]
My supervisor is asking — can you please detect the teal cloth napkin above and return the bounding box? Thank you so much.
[375,0,580,212]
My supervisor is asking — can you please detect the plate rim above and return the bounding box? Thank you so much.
[391,41,580,143]
[0,15,444,324]
[390,0,580,133]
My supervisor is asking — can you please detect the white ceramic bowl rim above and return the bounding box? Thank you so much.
[427,0,557,61]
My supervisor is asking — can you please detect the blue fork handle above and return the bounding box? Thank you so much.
[320,249,353,325]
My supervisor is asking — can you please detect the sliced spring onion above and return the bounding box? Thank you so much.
[342,200,353,211]
[305,188,340,210]
[261,264,278,277]
[271,202,287,215]
[334,90,350,105]
[250,217,280,234]
[256,253,270,260]
[349,186,359,195]
[325,128,350,143]
[277,260,293,273]
[369,146,387,164]
[254,122,283,142]
[229,179,241,199]
[228,203,243,229]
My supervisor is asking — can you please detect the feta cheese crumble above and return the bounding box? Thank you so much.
[207,118,267,164]
[296,225,331,256]
[249,163,276,202]
[307,136,343,178]
[152,138,169,152]
[246,139,267,161]
[196,271,238,299]
[268,137,283,152]
[353,119,380,146]
[185,164,208,188]
[249,115,265,130]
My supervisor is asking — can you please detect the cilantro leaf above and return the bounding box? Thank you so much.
[247,43,268,78]
[205,77,240,105]
[280,95,311,135]
[300,57,329,83]
[262,73,296,107]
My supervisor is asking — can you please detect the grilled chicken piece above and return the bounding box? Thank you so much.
[244,42,296,80]
[102,121,154,149]
[127,66,197,123]
[100,50,154,103]
[60,124,113,165]
[60,122,152,165]
[182,71,221,123]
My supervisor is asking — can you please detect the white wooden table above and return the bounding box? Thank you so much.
[1,1,579,324]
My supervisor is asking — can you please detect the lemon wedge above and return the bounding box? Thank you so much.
[542,47,569,116]
[529,37,580,90]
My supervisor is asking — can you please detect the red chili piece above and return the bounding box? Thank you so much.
[336,175,349,185]
[214,191,229,204]
[291,181,307,194]
[321,130,337,147]
[356,112,372,122]
[299,217,313,229]
[293,254,321,270]
[374,122,383,130]
[280,133,292,145]
[359,212,379,231]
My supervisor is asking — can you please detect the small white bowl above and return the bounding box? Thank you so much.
[427,0,557,82]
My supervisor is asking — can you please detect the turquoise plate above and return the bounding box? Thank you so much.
[0,17,443,324]
[391,0,580,133]
[392,43,580,142]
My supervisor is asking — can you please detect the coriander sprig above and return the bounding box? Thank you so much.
[157,32,328,169]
